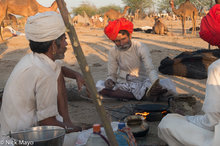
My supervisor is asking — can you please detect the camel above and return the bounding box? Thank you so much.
[204,9,209,15]
[170,0,198,35]
[0,0,58,41]
[103,6,130,26]
[153,17,168,35]
[2,14,17,28]
[134,9,140,20]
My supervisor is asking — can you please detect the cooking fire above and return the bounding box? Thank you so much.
[135,110,169,121]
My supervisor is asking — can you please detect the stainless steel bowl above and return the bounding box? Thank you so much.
[9,126,65,146]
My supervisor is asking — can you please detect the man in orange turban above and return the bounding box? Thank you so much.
[199,0,220,48]
[96,18,176,101]
[158,1,220,145]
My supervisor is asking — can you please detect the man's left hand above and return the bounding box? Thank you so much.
[75,73,85,91]
[150,83,167,96]
[64,122,82,133]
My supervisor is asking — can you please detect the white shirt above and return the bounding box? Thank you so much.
[0,52,61,135]
[107,40,158,83]
[187,59,220,131]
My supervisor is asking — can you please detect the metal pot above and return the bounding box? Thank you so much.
[124,115,149,137]
[9,126,65,146]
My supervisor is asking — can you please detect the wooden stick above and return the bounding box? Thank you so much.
[55,0,118,145]
[208,0,213,50]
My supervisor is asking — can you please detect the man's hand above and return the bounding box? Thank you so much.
[104,79,115,89]
[148,81,167,102]
[126,74,137,81]
[61,66,86,92]
[64,122,82,133]
[75,73,85,91]
[150,83,167,96]
[65,125,82,133]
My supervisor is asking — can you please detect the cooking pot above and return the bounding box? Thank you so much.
[124,115,149,137]
[9,126,65,146]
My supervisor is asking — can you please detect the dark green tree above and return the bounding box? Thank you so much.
[157,0,215,14]
[71,3,98,17]
[122,0,154,16]
[98,5,121,15]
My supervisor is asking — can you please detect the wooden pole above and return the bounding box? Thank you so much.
[55,0,118,145]
[208,0,213,50]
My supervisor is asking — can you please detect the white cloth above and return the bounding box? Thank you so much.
[5,26,25,36]
[186,59,220,131]
[203,59,220,113]
[99,17,103,22]
[96,78,176,100]
[63,132,80,146]
[158,59,220,145]
[25,11,65,42]
[0,52,61,135]
[96,79,152,100]
[213,122,220,146]
[107,40,158,84]
[158,114,214,146]
[140,26,152,31]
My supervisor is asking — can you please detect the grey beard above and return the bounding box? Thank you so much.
[117,41,132,51]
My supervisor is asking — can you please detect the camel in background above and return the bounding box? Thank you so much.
[153,17,168,35]
[0,0,58,41]
[2,14,17,28]
[204,9,209,15]
[103,6,130,26]
[134,9,140,20]
[170,0,198,35]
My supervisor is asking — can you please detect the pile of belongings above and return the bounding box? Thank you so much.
[159,49,220,79]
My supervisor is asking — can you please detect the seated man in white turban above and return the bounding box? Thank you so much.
[0,11,87,145]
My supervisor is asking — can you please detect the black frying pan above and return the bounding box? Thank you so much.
[135,97,173,112]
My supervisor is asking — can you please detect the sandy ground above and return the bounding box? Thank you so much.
[0,18,217,145]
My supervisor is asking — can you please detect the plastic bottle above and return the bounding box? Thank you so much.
[86,124,109,146]
[114,122,130,146]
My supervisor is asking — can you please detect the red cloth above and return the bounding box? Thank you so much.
[104,18,133,41]
[199,4,220,48]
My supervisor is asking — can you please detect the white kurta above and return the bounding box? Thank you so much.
[0,53,61,135]
[158,59,220,146]
[0,53,80,146]
[107,40,158,84]
[101,40,177,100]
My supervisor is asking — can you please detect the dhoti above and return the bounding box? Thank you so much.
[158,114,214,146]
[96,78,176,100]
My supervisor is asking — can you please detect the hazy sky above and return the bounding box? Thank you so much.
[37,0,125,10]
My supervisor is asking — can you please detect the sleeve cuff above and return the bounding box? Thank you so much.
[118,70,129,80]
[37,105,59,121]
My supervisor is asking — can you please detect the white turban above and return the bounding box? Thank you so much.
[25,11,66,42]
